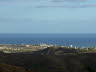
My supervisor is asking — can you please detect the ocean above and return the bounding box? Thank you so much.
[0,34,96,48]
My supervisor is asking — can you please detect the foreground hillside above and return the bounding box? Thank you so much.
[0,64,29,72]
[0,47,96,72]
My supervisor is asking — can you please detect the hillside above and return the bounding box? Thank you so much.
[33,47,80,55]
[0,64,29,72]
[0,47,96,72]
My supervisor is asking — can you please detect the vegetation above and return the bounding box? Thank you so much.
[0,64,29,72]
[0,47,96,72]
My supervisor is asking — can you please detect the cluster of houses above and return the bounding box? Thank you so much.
[0,44,54,53]
[0,44,96,53]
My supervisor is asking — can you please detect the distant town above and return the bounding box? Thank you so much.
[0,44,55,53]
[0,44,96,53]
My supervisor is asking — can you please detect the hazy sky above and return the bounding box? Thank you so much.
[0,0,96,33]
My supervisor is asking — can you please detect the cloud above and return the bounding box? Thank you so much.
[51,0,88,2]
[0,0,95,8]
[34,0,96,8]
[0,0,88,3]
[36,4,96,8]
[0,0,14,2]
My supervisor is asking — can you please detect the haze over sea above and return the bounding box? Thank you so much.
[0,34,96,48]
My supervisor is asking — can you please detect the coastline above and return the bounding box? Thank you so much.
[0,44,96,54]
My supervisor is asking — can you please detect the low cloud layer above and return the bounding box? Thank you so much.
[0,0,95,8]
[0,0,89,3]
[34,0,96,8]
[36,4,96,8]
[51,0,88,2]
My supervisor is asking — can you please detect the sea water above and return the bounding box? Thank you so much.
[0,34,96,48]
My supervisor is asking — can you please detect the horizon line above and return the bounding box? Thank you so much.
[0,33,96,34]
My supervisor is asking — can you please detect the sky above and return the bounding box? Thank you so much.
[0,0,96,33]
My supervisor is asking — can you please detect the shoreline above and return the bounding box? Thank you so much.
[0,44,96,54]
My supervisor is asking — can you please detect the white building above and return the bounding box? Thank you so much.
[69,45,73,48]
